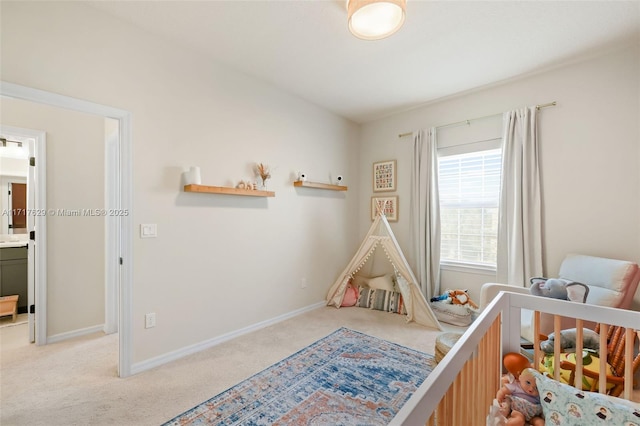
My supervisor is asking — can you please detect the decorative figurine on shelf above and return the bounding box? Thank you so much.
[256,163,271,190]
[496,354,545,426]
[236,180,253,190]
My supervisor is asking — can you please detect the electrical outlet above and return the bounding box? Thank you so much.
[300,278,307,289]
[145,313,156,329]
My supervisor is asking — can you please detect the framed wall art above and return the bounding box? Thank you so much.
[373,159,396,192]
[371,196,398,222]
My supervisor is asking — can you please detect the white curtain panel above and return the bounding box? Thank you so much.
[497,107,543,285]
[410,129,441,298]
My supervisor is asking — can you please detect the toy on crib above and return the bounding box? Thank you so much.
[539,327,600,354]
[529,277,589,303]
[429,289,479,309]
[496,354,545,426]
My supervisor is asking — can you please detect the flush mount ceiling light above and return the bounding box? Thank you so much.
[348,0,406,40]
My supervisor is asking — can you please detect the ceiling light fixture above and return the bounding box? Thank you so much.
[347,0,406,40]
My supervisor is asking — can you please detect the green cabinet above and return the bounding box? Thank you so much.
[0,246,28,313]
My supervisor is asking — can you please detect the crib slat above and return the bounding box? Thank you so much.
[599,324,608,394]
[553,315,561,382]
[575,319,584,392]
[623,328,634,400]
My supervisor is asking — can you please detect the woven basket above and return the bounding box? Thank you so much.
[435,332,463,363]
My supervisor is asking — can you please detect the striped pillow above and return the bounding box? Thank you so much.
[356,287,375,308]
[370,289,407,315]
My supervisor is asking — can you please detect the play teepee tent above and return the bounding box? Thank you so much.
[326,212,442,330]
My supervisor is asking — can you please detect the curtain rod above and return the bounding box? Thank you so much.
[397,101,557,138]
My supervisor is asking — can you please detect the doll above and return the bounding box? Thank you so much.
[497,354,545,426]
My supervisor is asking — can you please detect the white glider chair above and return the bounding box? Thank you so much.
[479,253,640,343]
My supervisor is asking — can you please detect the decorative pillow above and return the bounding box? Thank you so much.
[429,302,472,326]
[538,351,615,391]
[356,287,375,308]
[584,285,622,307]
[369,289,407,314]
[352,273,396,292]
[532,368,640,425]
[394,273,409,291]
[340,285,359,307]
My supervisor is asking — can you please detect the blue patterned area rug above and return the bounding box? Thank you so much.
[163,327,436,426]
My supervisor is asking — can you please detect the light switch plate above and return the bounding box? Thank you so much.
[140,224,157,238]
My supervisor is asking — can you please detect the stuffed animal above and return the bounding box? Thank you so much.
[449,289,479,309]
[539,327,600,354]
[496,362,545,426]
[430,289,478,310]
[430,292,451,303]
[529,277,589,303]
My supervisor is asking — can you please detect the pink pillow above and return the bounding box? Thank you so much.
[341,285,358,307]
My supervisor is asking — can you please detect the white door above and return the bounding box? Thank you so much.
[27,142,36,343]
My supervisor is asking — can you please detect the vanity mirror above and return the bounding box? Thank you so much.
[0,136,30,236]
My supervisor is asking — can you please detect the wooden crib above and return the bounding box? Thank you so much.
[391,291,640,425]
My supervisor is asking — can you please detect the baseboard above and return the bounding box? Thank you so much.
[130,301,327,376]
[47,324,105,344]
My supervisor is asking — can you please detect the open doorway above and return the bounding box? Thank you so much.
[1,129,43,344]
[1,82,133,378]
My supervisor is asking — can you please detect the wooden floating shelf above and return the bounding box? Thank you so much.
[293,181,348,191]
[184,184,275,197]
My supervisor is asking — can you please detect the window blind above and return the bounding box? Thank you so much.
[439,148,501,267]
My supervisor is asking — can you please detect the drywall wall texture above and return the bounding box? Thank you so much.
[1,98,106,336]
[1,2,360,364]
[359,44,640,307]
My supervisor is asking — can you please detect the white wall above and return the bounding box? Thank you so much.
[359,44,640,308]
[1,98,106,336]
[0,2,360,364]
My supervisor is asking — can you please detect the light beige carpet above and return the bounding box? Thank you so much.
[0,306,454,426]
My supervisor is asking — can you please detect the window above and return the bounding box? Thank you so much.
[438,148,501,268]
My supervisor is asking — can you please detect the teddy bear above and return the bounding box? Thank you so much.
[496,356,545,426]
[529,277,589,303]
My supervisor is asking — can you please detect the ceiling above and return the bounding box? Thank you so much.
[87,1,640,124]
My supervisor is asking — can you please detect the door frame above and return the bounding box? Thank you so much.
[1,81,134,378]
[0,126,46,345]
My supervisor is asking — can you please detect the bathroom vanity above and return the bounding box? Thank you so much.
[0,243,28,314]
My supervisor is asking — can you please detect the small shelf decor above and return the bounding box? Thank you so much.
[293,181,347,191]
[255,163,271,190]
[373,159,396,192]
[184,184,275,197]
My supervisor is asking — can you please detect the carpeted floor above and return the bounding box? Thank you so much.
[0,305,452,426]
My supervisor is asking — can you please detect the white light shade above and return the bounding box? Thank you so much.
[348,0,406,40]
